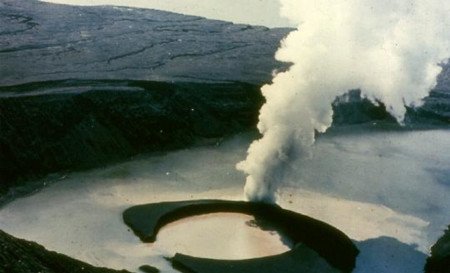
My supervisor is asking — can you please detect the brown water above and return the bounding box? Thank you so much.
[152,212,291,260]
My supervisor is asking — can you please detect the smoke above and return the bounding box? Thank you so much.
[237,0,450,203]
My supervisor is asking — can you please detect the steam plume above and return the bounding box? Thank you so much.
[237,0,450,203]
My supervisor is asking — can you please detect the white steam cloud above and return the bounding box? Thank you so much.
[237,0,450,203]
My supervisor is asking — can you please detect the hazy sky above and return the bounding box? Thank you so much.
[42,0,294,28]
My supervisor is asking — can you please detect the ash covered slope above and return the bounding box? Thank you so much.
[0,0,289,190]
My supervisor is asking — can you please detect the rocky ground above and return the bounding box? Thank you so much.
[0,230,131,273]
[0,0,290,85]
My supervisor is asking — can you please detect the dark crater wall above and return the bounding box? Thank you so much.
[0,80,263,194]
[425,226,450,273]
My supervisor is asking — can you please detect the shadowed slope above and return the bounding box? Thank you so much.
[0,230,131,273]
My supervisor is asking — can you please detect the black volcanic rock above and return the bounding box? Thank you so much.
[0,80,264,195]
[332,89,450,126]
[425,226,450,273]
[0,229,131,273]
[123,200,359,273]
[139,265,160,273]
[332,90,397,125]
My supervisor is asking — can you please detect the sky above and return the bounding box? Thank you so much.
[41,0,294,28]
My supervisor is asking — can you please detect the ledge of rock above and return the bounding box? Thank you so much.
[123,200,359,273]
[0,80,264,196]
